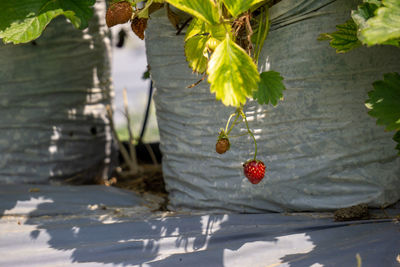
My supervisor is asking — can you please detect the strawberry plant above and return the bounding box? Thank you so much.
[103,0,286,183]
[1,0,398,185]
[1,0,286,183]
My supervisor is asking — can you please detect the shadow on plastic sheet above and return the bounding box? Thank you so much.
[1,187,399,267]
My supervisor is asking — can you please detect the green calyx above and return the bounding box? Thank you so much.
[218,129,229,140]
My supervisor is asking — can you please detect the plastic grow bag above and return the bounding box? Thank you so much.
[146,0,400,212]
[0,1,115,184]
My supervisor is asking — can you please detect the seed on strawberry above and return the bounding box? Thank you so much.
[106,1,133,28]
[216,138,230,154]
[131,17,148,40]
[243,160,266,184]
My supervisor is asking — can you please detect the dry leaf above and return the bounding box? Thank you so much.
[167,4,180,29]
[149,3,164,15]
[131,17,148,40]
[29,188,40,193]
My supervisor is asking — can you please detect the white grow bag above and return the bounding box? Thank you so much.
[0,1,115,184]
[146,0,400,212]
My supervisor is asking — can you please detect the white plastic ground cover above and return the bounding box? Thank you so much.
[0,184,399,266]
[0,1,115,184]
[146,0,400,212]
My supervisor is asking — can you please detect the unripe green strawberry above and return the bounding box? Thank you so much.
[243,160,265,184]
[216,138,230,154]
[207,38,219,52]
[106,1,133,28]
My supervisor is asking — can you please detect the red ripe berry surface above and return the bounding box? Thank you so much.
[243,160,266,184]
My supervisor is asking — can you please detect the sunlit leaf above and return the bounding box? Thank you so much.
[165,0,219,25]
[0,0,95,44]
[363,0,382,6]
[351,2,379,30]
[185,18,206,41]
[254,71,286,106]
[222,0,265,18]
[207,37,260,107]
[185,18,229,41]
[359,0,400,46]
[184,20,229,73]
[208,23,229,41]
[365,72,400,132]
[318,19,361,53]
[185,35,209,73]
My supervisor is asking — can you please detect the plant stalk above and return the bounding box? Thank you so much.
[241,110,258,160]
[123,88,139,174]
[225,112,236,133]
[106,105,138,174]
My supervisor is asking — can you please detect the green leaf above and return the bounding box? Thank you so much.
[254,71,286,106]
[365,72,400,132]
[0,0,95,44]
[351,2,379,30]
[393,131,400,155]
[208,23,228,41]
[207,37,260,107]
[185,18,228,42]
[363,0,382,6]
[185,18,207,41]
[184,20,229,73]
[137,0,164,18]
[185,35,209,73]
[138,0,151,18]
[381,38,400,47]
[222,0,265,18]
[359,0,400,46]
[165,0,219,25]
[318,19,361,53]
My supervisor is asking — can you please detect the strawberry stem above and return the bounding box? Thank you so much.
[227,113,240,135]
[241,110,257,160]
[220,107,258,160]
[224,112,236,133]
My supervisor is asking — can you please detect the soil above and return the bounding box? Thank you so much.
[334,204,370,221]
[105,163,169,211]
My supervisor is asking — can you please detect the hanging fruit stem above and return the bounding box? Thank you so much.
[220,107,258,160]
[241,110,258,160]
[224,112,236,133]
[227,114,240,135]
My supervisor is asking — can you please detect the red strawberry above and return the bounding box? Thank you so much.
[106,1,133,28]
[216,138,230,154]
[243,160,266,184]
